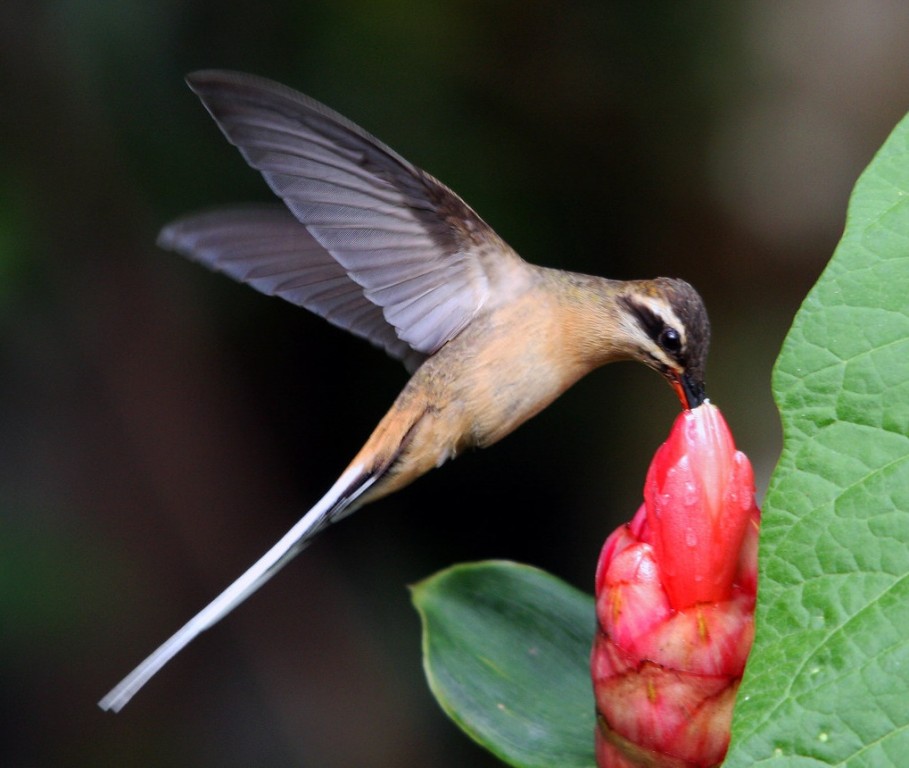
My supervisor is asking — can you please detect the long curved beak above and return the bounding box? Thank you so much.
[670,372,706,410]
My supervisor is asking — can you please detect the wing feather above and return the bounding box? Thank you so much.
[158,206,424,371]
[185,69,522,356]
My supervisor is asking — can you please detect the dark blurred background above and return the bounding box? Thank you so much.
[2,2,908,766]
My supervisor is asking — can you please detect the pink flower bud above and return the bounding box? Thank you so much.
[592,403,760,767]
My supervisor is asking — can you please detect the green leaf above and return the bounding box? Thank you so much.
[726,114,909,766]
[411,561,596,768]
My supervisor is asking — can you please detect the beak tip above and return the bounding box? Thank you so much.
[672,373,706,411]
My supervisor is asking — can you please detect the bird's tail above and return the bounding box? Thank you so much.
[98,462,376,713]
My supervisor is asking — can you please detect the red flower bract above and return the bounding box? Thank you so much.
[592,402,760,768]
[644,403,756,610]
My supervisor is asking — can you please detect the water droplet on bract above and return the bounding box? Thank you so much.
[683,481,699,507]
[818,732,829,743]
[685,529,698,548]
[685,419,698,441]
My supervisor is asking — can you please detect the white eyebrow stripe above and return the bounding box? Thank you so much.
[629,296,687,348]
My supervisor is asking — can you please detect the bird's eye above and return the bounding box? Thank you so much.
[659,327,682,355]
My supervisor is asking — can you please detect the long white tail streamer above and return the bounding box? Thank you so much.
[98,464,372,712]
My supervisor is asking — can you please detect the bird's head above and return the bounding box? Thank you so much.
[617,278,711,410]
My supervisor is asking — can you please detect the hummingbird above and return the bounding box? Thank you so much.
[99,70,710,711]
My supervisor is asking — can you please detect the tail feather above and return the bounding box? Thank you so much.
[98,463,374,713]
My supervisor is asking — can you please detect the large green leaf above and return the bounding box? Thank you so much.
[726,115,909,766]
[412,561,596,768]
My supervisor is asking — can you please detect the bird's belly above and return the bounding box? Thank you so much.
[450,326,578,449]
[467,359,572,447]
[396,287,581,464]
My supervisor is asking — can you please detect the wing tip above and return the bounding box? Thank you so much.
[185,68,241,91]
[185,69,294,104]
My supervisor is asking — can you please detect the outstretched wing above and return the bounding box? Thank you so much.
[178,69,519,359]
[159,206,426,372]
